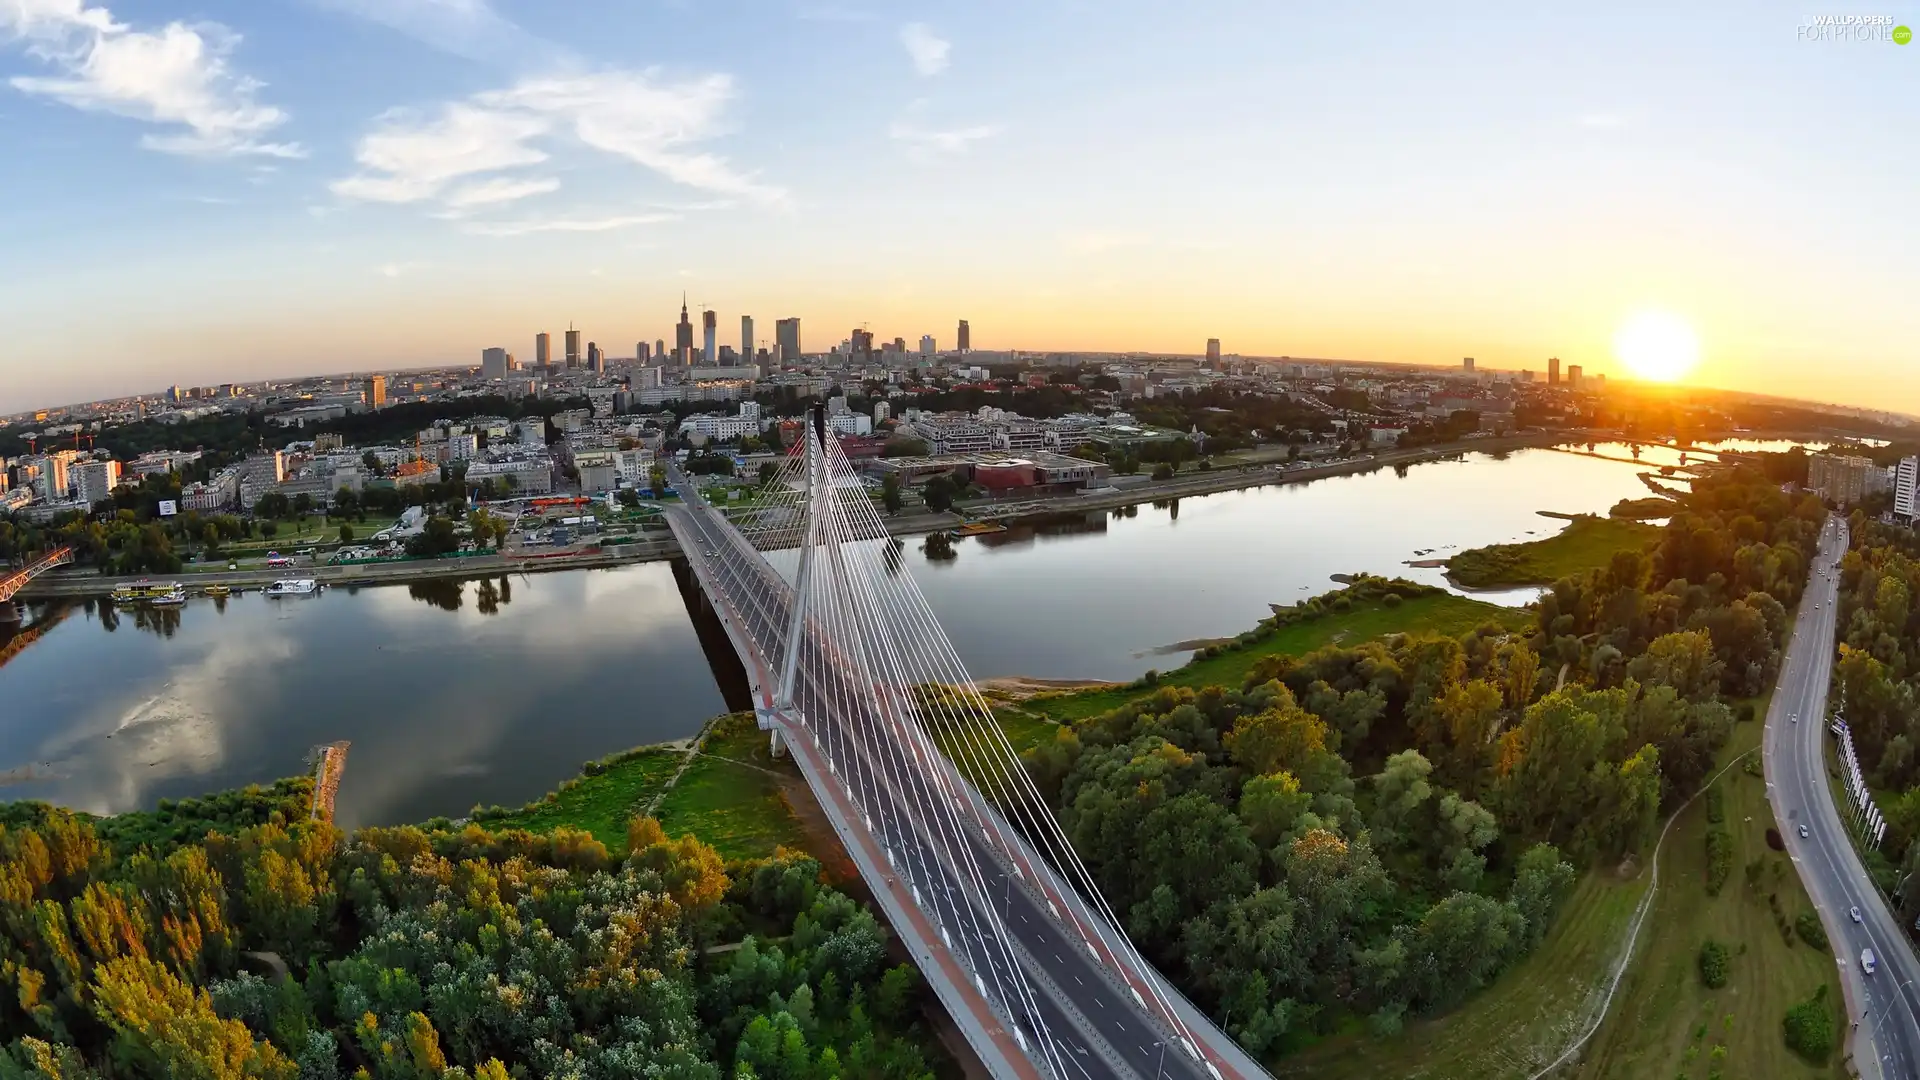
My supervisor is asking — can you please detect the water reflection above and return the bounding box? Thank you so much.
[0,564,732,828]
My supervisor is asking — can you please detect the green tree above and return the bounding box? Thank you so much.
[881,473,903,516]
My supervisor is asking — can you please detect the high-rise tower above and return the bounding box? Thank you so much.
[675,295,695,364]
[741,315,754,362]
[565,324,582,369]
[702,308,717,366]
[957,319,971,353]
[535,332,551,369]
[775,318,801,363]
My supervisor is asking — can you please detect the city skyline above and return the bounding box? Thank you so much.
[1,2,1914,414]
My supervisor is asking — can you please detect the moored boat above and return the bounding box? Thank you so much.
[263,579,321,596]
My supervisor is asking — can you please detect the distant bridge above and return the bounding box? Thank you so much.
[663,407,1271,1080]
[0,547,72,608]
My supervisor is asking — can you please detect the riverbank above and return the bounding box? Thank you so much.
[1446,515,1662,589]
[18,430,1581,599]
[1020,577,1534,724]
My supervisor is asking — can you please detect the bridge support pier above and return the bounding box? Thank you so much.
[768,727,784,758]
[0,602,19,626]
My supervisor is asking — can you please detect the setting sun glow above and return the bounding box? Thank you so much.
[1614,311,1700,384]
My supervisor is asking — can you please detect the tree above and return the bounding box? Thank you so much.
[405,517,459,558]
[1227,686,1329,776]
[921,475,954,514]
[881,473,903,516]
[1152,463,1176,481]
[254,492,291,520]
[338,523,354,545]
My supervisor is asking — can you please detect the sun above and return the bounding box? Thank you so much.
[1613,310,1700,383]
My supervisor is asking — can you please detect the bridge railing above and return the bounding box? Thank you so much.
[0,546,73,602]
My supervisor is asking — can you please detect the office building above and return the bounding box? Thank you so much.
[957,319,971,353]
[535,332,551,368]
[852,328,874,361]
[1894,456,1919,523]
[741,315,754,361]
[1547,356,1561,386]
[482,347,511,380]
[73,460,120,505]
[675,296,696,363]
[776,318,801,363]
[587,342,603,372]
[637,341,650,363]
[365,375,387,408]
[1206,338,1221,366]
[1566,364,1583,388]
[920,335,936,357]
[565,325,582,369]
[702,309,717,365]
[874,401,891,425]
[1809,453,1878,507]
[656,338,666,361]
[1462,357,1475,373]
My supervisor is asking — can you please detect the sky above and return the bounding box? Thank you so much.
[0,0,1914,415]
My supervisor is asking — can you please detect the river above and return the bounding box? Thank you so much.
[0,440,1817,828]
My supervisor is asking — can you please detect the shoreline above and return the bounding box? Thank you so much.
[20,429,1577,600]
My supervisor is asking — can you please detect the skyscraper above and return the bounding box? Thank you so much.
[851,328,874,361]
[482,347,510,379]
[1206,338,1221,366]
[702,309,717,365]
[1462,357,1475,373]
[535,332,551,368]
[1547,356,1561,386]
[1566,364,1583,388]
[565,325,582,369]
[675,296,695,364]
[957,319,970,353]
[741,315,754,361]
[365,375,387,408]
[1894,456,1918,523]
[637,341,651,363]
[587,342,603,372]
[920,335,936,356]
[656,338,666,361]
[775,318,801,363]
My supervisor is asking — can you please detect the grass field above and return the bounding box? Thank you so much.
[1270,871,1647,1079]
[654,713,811,861]
[1448,516,1662,589]
[1268,701,1843,1079]
[489,748,683,849]
[487,713,810,861]
[1567,704,1846,1080]
[1028,593,1533,725]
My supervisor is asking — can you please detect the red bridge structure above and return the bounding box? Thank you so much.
[0,547,74,612]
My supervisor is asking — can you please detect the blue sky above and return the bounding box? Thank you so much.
[1,1,1915,414]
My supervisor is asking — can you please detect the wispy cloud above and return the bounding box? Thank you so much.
[332,71,785,216]
[308,0,559,66]
[889,118,1000,159]
[442,175,560,211]
[331,103,550,204]
[462,212,678,237]
[899,22,950,76]
[0,0,301,158]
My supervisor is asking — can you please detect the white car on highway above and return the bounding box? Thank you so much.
[1863,948,1878,975]
[1799,824,1810,838]
[1851,906,1863,923]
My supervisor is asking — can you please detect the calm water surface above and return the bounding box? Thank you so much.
[0,442,1811,827]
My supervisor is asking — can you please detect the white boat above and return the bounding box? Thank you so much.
[263,579,320,596]
[147,584,188,606]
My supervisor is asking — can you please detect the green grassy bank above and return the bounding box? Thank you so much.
[1448,516,1662,589]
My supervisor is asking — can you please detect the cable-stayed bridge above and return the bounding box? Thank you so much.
[663,407,1271,1080]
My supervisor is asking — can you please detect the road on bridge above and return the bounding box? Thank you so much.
[667,463,1252,1080]
[1768,516,1920,1079]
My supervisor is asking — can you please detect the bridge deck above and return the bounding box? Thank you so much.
[665,471,1270,1080]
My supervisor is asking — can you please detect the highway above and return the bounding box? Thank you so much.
[1767,515,1920,1079]
[667,472,1233,1080]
